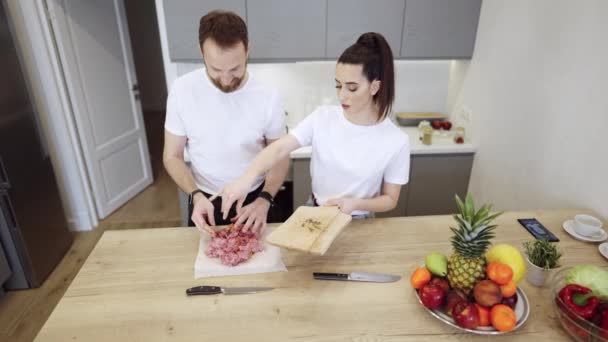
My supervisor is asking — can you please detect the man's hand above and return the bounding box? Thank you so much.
[325,197,358,215]
[211,176,253,220]
[191,194,216,235]
[232,198,270,234]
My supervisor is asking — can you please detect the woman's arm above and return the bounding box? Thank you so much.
[326,182,402,214]
[215,135,301,218]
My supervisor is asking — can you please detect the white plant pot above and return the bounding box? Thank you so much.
[525,257,557,287]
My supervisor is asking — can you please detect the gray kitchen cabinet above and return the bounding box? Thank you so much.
[247,0,327,60]
[375,184,410,218]
[162,0,481,61]
[405,153,474,216]
[400,0,482,58]
[326,0,405,58]
[163,0,247,61]
[294,153,473,217]
[292,158,312,208]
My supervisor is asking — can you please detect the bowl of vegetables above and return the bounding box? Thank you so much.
[551,265,608,341]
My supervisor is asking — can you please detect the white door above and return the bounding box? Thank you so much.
[45,0,152,218]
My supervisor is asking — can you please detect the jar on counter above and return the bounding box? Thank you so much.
[454,126,465,144]
[418,120,431,141]
[422,126,433,145]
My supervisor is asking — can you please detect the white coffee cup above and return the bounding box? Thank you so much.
[574,214,603,237]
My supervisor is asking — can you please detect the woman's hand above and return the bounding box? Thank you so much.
[324,197,359,215]
[211,176,255,220]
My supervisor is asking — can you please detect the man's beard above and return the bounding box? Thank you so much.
[207,67,247,93]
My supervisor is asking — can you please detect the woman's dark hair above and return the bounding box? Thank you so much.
[338,32,395,121]
[199,11,248,49]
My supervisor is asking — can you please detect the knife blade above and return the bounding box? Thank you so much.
[186,285,274,296]
[313,272,401,283]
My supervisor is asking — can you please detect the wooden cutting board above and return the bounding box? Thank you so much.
[395,112,445,119]
[266,206,352,255]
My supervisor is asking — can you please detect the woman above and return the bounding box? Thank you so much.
[216,32,410,232]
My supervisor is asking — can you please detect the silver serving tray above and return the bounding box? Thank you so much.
[414,286,530,335]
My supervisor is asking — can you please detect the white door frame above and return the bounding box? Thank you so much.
[44,0,153,218]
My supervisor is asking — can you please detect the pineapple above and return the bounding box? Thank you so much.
[447,193,502,293]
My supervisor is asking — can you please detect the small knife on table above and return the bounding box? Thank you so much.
[313,272,401,283]
[186,285,274,296]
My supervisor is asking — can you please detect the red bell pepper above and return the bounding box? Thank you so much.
[600,307,608,339]
[558,284,599,320]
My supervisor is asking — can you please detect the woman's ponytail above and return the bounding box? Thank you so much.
[339,32,395,120]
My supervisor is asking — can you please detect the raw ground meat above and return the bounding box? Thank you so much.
[205,225,264,266]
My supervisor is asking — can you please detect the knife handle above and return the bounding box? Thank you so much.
[186,285,222,296]
[313,272,349,281]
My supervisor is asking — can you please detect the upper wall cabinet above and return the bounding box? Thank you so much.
[161,0,481,61]
[163,0,246,61]
[247,0,327,60]
[400,0,481,58]
[326,0,405,58]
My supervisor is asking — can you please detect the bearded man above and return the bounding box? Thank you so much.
[163,11,288,235]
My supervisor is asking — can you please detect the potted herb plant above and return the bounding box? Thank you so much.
[523,239,562,287]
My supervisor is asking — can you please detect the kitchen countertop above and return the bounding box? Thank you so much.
[289,126,476,159]
[36,209,604,341]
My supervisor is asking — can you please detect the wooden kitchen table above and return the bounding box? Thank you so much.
[35,209,606,341]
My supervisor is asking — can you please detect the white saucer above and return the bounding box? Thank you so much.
[563,220,608,242]
[599,243,608,260]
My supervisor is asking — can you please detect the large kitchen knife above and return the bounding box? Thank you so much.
[313,272,401,283]
[186,285,274,296]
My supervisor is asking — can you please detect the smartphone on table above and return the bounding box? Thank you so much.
[517,218,560,242]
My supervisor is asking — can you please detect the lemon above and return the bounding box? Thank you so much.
[485,244,527,283]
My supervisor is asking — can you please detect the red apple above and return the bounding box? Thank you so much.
[420,284,445,309]
[429,277,450,294]
[452,301,480,329]
[441,120,452,130]
[431,120,443,130]
[444,289,468,316]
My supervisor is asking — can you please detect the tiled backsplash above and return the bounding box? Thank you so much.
[176,60,450,127]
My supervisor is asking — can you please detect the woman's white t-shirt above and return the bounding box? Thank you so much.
[290,106,410,216]
[164,68,285,194]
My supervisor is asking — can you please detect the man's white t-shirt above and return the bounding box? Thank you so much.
[290,105,410,216]
[164,68,285,194]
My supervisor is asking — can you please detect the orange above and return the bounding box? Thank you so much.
[490,304,517,332]
[500,280,517,298]
[475,303,490,327]
[410,267,431,289]
[486,261,498,275]
[487,262,513,285]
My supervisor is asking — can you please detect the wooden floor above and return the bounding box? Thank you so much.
[0,111,181,342]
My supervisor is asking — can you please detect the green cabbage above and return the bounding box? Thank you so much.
[565,265,608,300]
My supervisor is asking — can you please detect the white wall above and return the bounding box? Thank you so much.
[176,61,451,128]
[449,0,608,219]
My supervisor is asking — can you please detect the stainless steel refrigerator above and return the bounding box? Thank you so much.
[0,2,73,292]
